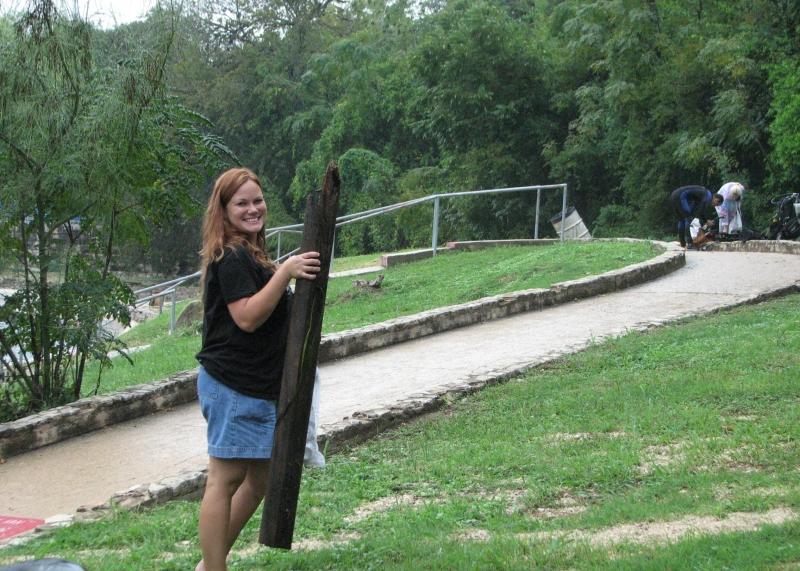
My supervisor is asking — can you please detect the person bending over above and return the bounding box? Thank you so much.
[716,182,745,235]
[669,185,723,248]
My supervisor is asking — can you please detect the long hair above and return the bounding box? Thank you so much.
[200,167,276,286]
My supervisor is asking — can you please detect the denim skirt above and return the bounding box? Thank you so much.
[197,366,277,459]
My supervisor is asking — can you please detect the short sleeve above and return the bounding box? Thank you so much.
[217,248,260,304]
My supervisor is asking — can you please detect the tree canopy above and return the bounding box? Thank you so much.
[0,1,233,417]
[154,0,798,243]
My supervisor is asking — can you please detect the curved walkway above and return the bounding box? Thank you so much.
[1,250,799,523]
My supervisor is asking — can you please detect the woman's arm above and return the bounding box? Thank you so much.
[227,251,320,333]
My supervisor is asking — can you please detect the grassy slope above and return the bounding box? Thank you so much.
[87,241,657,394]
[4,293,798,570]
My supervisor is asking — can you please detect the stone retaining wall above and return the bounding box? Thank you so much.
[0,371,198,460]
[319,241,682,361]
[706,239,800,255]
[0,239,681,461]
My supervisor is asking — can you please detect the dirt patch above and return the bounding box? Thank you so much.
[637,442,688,475]
[293,532,362,551]
[695,444,764,474]
[508,489,593,519]
[452,508,797,548]
[77,548,132,558]
[519,507,797,548]
[462,485,594,519]
[452,528,491,542]
[546,431,626,443]
[714,484,797,501]
[528,505,588,519]
[344,493,432,524]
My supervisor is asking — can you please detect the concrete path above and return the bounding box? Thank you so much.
[2,251,799,520]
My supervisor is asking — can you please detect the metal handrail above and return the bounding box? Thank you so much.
[134,182,568,334]
[267,183,568,257]
[133,271,202,335]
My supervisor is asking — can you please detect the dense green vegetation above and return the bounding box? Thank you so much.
[6,0,794,269]
[2,0,798,417]
[85,241,657,397]
[0,4,233,418]
[3,293,797,570]
[161,0,799,253]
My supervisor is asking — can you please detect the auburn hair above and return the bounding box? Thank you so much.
[200,167,276,283]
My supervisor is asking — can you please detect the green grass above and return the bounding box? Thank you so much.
[330,251,386,273]
[323,241,655,333]
[5,294,798,570]
[87,241,658,395]
[121,300,194,347]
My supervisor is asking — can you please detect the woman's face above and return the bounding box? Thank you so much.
[225,180,267,242]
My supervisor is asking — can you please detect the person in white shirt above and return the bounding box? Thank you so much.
[689,218,715,248]
[717,182,744,234]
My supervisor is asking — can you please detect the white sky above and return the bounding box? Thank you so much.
[1,0,156,28]
[68,0,157,27]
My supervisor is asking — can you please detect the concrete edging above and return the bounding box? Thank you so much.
[706,239,800,255]
[319,239,682,361]
[0,239,681,461]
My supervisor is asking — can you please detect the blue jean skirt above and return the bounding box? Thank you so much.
[197,366,277,459]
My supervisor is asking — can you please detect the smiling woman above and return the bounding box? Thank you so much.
[194,167,321,571]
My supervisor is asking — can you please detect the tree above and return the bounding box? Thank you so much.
[0,1,233,419]
[544,0,774,235]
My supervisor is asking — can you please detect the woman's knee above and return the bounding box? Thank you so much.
[206,458,249,496]
[241,461,270,494]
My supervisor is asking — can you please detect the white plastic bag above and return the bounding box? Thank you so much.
[303,370,325,468]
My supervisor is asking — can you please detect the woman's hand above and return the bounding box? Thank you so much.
[282,251,321,280]
[227,251,321,332]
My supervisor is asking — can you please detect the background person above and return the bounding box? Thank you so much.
[195,167,321,571]
[669,185,723,248]
[689,217,715,249]
[717,182,745,234]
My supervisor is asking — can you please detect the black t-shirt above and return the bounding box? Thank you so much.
[196,246,291,400]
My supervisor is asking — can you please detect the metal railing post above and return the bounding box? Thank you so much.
[534,188,541,239]
[277,231,282,260]
[432,196,441,256]
[560,184,568,242]
[169,289,178,335]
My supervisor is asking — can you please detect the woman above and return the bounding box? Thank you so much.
[716,182,745,234]
[195,167,320,571]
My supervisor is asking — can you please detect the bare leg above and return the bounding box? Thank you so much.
[197,459,270,571]
[225,460,270,550]
[198,457,248,571]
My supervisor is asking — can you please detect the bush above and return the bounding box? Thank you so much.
[592,204,643,238]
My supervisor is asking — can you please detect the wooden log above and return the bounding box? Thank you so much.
[259,162,341,549]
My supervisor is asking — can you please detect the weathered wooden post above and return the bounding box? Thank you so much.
[259,162,341,549]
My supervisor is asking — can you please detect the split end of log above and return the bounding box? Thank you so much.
[323,162,341,195]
